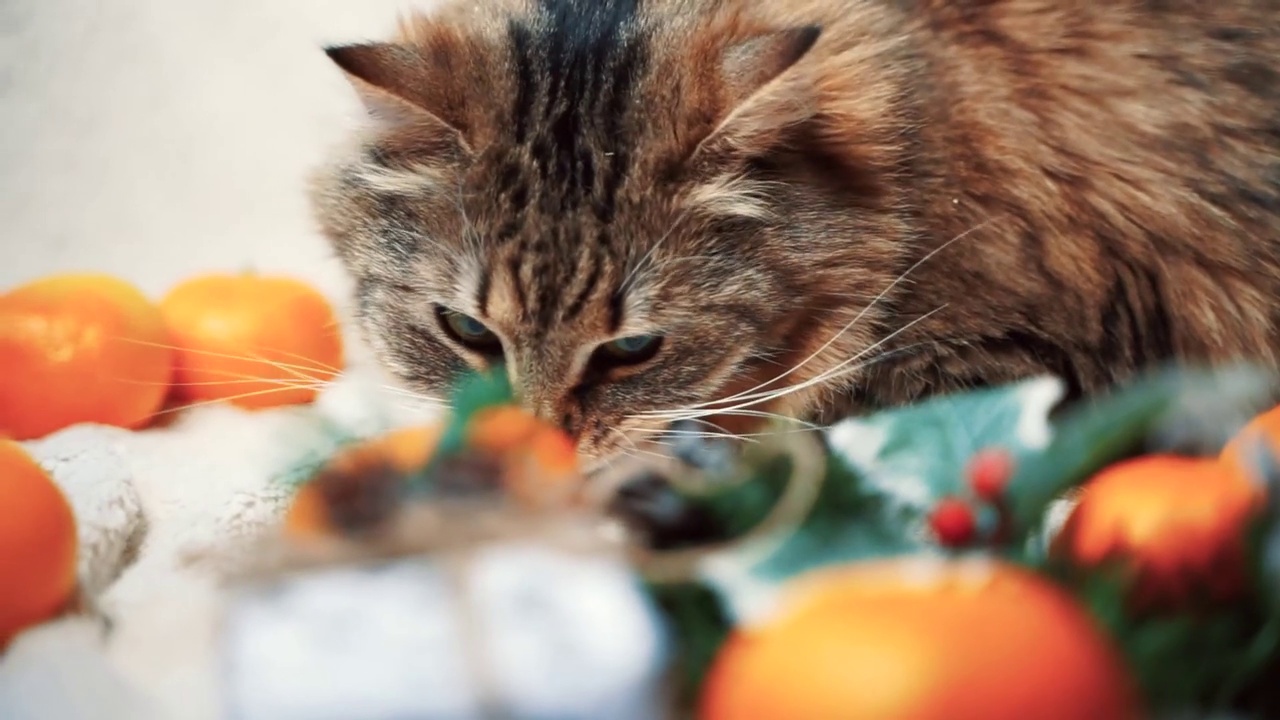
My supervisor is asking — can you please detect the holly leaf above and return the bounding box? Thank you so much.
[687,377,1079,624]
[658,366,1273,628]
[825,376,1066,515]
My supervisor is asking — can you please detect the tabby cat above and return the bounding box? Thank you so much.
[311,0,1280,467]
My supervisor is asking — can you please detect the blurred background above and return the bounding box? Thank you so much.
[0,0,422,301]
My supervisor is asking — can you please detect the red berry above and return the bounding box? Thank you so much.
[968,448,1015,501]
[929,497,977,547]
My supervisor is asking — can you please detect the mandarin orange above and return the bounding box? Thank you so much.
[1055,454,1262,608]
[699,559,1140,720]
[0,440,78,648]
[0,273,172,440]
[160,273,344,410]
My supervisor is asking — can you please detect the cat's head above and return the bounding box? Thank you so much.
[311,0,917,467]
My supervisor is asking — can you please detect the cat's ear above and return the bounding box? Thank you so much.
[325,42,471,151]
[692,25,822,162]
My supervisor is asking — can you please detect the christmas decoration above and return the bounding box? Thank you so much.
[220,541,670,720]
[279,368,585,543]
[224,368,668,719]
[619,366,1280,718]
[283,424,442,539]
[241,364,1280,719]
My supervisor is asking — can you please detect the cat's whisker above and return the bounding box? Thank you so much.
[661,349,921,425]
[375,384,450,407]
[166,364,337,384]
[664,425,813,441]
[251,344,346,375]
[391,399,452,414]
[659,428,764,444]
[641,332,945,425]
[648,309,946,423]
[643,338,969,433]
[612,430,674,463]
[112,377,325,389]
[646,340,936,420]
[639,408,822,431]
[654,427,741,440]
[147,383,334,418]
[114,337,342,382]
[658,217,997,415]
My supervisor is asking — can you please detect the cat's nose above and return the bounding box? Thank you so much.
[522,395,583,439]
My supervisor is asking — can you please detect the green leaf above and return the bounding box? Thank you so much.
[825,376,1065,514]
[685,376,1100,624]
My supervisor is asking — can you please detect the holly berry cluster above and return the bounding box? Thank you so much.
[927,447,1015,547]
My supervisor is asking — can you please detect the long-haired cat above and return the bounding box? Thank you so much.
[310,0,1280,467]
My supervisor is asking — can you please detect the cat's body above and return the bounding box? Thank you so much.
[312,0,1280,465]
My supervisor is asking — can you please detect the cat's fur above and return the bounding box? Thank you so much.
[311,0,1280,465]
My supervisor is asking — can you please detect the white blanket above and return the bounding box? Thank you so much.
[0,360,439,720]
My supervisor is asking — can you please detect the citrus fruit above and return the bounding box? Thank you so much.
[1220,403,1280,486]
[1054,454,1262,608]
[160,273,344,410]
[699,558,1139,720]
[0,273,173,440]
[0,440,78,647]
[284,424,442,538]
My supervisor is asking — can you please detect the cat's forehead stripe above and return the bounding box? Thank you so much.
[504,0,649,222]
[487,0,650,334]
[483,243,627,332]
[560,247,603,322]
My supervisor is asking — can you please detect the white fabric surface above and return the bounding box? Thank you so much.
[1,360,438,720]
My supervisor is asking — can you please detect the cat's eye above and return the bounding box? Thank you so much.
[597,334,664,365]
[435,306,502,354]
